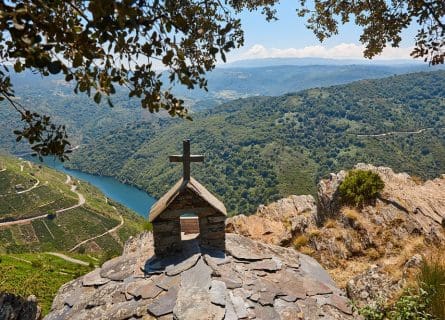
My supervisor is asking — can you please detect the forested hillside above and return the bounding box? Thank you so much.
[68,71,445,215]
[0,63,440,155]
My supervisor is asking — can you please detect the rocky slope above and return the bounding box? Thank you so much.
[0,293,41,320]
[226,164,445,306]
[45,232,356,320]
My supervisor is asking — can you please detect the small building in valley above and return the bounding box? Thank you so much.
[148,140,227,256]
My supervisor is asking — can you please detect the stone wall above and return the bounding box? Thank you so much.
[199,215,225,250]
[152,189,226,256]
[152,219,181,256]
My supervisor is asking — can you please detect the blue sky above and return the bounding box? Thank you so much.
[228,2,419,61]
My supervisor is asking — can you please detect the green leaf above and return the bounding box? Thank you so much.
[94,92,101,104]
[48,61,62,74]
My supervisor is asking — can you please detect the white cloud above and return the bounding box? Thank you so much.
[233,43,414,61]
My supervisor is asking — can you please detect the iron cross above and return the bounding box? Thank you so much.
[169,139,204,181]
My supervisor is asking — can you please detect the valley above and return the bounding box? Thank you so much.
[68,71,445,215]
[0,154,147,313]
[0,63,444,319]
[0,154,146,254]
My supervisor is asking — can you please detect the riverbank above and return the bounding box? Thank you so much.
[25,156,156,218]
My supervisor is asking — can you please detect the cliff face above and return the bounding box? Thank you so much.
[226,164,445,306]
[0,293,41,320]
[45,233,356,320]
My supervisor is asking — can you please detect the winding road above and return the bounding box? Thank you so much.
[68,208,124,253]
[45,252,89,266]
[1,173,125,254]
[0,175,85,227]
[357,128,433,137]
[16,177,42,194]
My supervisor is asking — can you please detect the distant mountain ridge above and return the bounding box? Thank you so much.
[224,57,428,68]
[68,71,445,214]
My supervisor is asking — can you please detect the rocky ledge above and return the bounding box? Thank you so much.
[225,164,445,307]
[45,233,355,320]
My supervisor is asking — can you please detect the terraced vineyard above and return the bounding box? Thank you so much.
[0,252,93,314]
[0,154,146,254]
[0,154,147,315]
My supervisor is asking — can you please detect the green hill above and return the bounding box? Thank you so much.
[0,252,92,315]
[0,154,148,315]
[0,64,441,155]
[0,154,145,255]
[68,71,445,215]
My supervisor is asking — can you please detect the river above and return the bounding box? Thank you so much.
[30,157,156,218]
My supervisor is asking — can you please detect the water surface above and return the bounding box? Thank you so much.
[30,157,156,218]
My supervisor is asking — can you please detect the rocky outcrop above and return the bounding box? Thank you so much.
[319,163,445,241]
[226,164,445,307]
[226,195,317,246]
[0,293,41,320]
[45,232,356,320]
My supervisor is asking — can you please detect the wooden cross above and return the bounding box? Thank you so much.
[169,139,204,181]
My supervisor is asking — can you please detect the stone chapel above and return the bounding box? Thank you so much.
[148,139,227,256]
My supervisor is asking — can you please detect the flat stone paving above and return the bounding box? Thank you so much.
[45,232,357,320]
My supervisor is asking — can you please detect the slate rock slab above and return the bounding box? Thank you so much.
[253,303,281,320]
[147,287,179,317]
[165,253,201,276]
[274,299,303,320]
[100,255,138,281]
[82,268,110,287]
[45,232,357,320]
[249,259,281,272]
[174,287,222,320]
[229,292,248,319]
[210,280,227,306]
[126,279,163,299]
[154,274,181,290]
[303,278,333,296]
[180,258,212,289]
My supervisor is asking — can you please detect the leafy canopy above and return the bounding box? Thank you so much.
[0,0,443,159]
[338,170,385,207]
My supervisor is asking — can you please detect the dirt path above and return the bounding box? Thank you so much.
[56,184,85,213]
[45,252,89,266]
[16,177,41,194]
[357,128,431,138]
[69,208,124,253]
[0,176,85,227]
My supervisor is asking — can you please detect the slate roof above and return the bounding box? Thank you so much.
[149,177,227,222]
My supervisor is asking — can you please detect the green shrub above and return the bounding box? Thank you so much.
[359,289,434,320]
[417,258,445,319]
[142,221,153,231]
[359,257,445,320]
[338,170,384,207]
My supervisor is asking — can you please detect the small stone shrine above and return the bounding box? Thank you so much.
[149,139,227,256]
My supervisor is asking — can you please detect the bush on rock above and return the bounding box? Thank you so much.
[339,170,384,207]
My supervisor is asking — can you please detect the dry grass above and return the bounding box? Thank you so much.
[417,254,445,319]
[342,207,360,222]
[306,228,321,239]
[324,219,336,228]
[292,235,309,249]
[411,175,424,185]
[299,246,315,256]
[365,248,381,260]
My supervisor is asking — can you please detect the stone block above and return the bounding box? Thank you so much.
[203,231,225,240]
[207,216,226,223]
